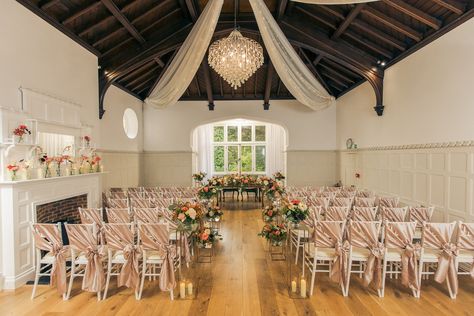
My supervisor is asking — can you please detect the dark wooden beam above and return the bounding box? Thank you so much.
[62,2,102,24]
[362,6,423,41]
[120,60,156,81]
[17,0,101,56]
[300,49,333,94]
[101,0,146,45]
[263,63,274,110]
[382,0,442,30]
[431,0,465,15]
[332,4,365,39]
[352,19,406,51]
[41,0,61,10]
[154,57,165,68]
[277,0,288,19]
[344,31,394,59]
[126,66,160,87]
[322,59,362,80]
[318,63,354,84]
[313,55,323,66]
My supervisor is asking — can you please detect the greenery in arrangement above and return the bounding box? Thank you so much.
[273,171,285,181]
[262,206,278,222]
[259,177,286,200]
[193,171,206,182]
[197,185,217,200]
[205,206,224,221]
[258,223,287,245]
[281,199,309,224]
[197,222,217,248]
[170,201,203,226]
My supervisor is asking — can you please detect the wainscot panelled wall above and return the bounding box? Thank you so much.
[339,145,474,222]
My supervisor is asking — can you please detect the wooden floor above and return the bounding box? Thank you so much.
[1,200,473,316]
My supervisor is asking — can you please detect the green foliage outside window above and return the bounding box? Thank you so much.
[256,145,266,172]
[214,126,224,142]
[227,126,238,142]
[241,126,252,142]
[228,146,239,171]
[255,126,266,142]
[241,146,252,172]
[214,146,224,172]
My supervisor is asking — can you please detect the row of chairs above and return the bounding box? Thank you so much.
[296,220,473,299]
[31,222,180,301]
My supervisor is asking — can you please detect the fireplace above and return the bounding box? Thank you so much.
[35,194,87,224]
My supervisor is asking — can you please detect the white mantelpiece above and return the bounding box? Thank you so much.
[0,172,103,290]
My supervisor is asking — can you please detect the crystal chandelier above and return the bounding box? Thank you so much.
[208,29,264,89]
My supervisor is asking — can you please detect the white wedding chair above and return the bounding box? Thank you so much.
[30,223,69,300]
[455,222,474,280]
[352,207,379,221]
[290,206,322,265]
[380,207,408,222]
[106,208,131,223]
[354,197,376,207]
[137,223,180,300]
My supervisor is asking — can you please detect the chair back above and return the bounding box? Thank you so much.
[336,191,356,198]
[308,196,330,210]
[130,198,155,208]
[313,221,345,247]
[378,196,400,208]
[134,207,160,223]
[381,206,408,222]
[137,223,170,250]
[384,222,417,248]
[103,223,135,250]
[31,223,63,251]
[421,222,456,250]
[106,208,131,223]
[348,220,382,248]
[325,187,341,193]
[79,207,103,224]
[107,198,129,209]
[408,206,434,227]
[325,206,350,221]
[65,223,98,252]
[332,197,353,207]
[352,207,378,221]
[356,190,374,198]
[354,197,376,207]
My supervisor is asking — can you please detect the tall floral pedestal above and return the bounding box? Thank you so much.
[287,223,309,299]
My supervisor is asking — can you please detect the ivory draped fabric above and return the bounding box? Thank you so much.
[31,224,68,295]
[144,0,223,109]
[384,222,420,291]
[248,0,335,111]
[65,224,106,293]
[291,0,379,4]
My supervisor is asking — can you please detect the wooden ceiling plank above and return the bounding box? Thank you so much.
[320,71,348,87]
[430,0,465,15]
[131,76,156,91]
[62,1,103,24]
[17,0,101,56]
[41,0,62,10]
[120,60,156,81]
[362,6,423,41]
[296,7,337,30]
[352,19,406,51]
[101,0,146,45]
[154,57,165,67]
[318,63,354,83]
[344,30,394,59]
[382,0,442,30]
[93,27,126,47]
[313,55,323,66]
[332,4,365,39]
[318,5,345,19]
[322,58,361,79]
[126,65,160,86]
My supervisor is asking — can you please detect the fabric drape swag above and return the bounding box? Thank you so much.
[249,0,335,111]
[31,224,68,295]
[145,0,223,109]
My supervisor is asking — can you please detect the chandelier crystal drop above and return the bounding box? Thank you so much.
[208,29,264,89]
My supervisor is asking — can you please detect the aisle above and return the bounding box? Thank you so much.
[1,200,473,316]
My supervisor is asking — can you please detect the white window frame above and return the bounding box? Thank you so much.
[211,123,267,175]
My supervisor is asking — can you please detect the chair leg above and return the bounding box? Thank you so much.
[344,259,352,297]
[66,263,76,300]
[417,260,423,298]
[381,257,387,298]
[31,257,42,300]
[103,260,113,300]
[137,261,147,300]
[310,257,317,296]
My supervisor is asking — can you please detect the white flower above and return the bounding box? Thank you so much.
[186,208,197,219]
[264,180,269,185]
[204,229,211,235]
[208,211,215,217]
[300,203,308,210]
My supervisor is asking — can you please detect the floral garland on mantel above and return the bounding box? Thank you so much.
[343,140,474,151]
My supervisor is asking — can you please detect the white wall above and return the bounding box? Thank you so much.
[337,18,474,150]
[336,18,474,222]
[143,100,337,186]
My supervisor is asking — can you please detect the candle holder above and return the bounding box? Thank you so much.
[269,240,286,261]
[286,224,309,299]
[175,277,198,300]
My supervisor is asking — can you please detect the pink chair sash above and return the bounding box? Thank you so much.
[134,207,160,223]
[312,221,348,288]
[131,198,156,208]
[106,208,130,223]
[103,224,141,289]
[31,224,68,295]
[352,207,378,221]
[409,207,434,227]
[378,197,400,208]
[332,197,353,207]
[139,224,177,291]
[423,223,458,296]
[65,224,105,293]
[107,198,128,209]
[384,222,420,291]
[456,223,474,278]
[325,207,350,221]
[381,207,408,222]
[348,221,384,289]
[79,208,105,244]
[354,197,376,207]
[356,191,374,198]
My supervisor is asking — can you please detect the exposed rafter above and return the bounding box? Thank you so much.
[430,0,465,15]
[62,2,103,25]
[382,0,442,30]
[332,4,365,39]
[263,62,274,110]
[100,0,146,45]
[299,49,333,95]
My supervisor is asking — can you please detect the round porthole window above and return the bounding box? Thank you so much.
[123,108,138,139]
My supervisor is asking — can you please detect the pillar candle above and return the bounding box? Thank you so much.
[300,279,306,298]
[179,281,186,299]
[99,165,104,172]
[37,168,44,179]
[187,282,193,296]
[291,280,297,293]
[64,167,71,176]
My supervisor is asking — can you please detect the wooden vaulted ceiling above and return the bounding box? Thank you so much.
[17,0,474,117]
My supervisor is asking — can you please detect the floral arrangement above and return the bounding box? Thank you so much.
[205,206,224,221]
[281,199,309,224]
[13,124,31,143]
[6,163,20,180]
[262,206,278,222]
[196,222,216,248]
[258,223,287,245]
[207,176,225,187]
[91,154,101,172]
[197,185,217,200]
[273,171,285,181]
[170,201,203,226]
[193,172,206,182]
[261,178,286,200]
